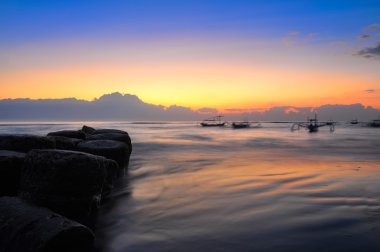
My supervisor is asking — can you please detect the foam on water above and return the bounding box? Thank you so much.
[1,122,380,251]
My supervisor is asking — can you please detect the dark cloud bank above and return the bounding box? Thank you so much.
[0,92,379,121]
[357,42,380,58]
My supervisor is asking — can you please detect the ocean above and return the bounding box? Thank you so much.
[1,121,380,252]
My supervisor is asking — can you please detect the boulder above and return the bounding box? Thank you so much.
[19,150,107,221]
[101,159,121,198]
[87,133,132,168]
[47,136,82,151]
[77,140,130,169]
[86,132,132,153]
[82,125,96,134]
[0,197,94,252]
[47,130,86,140]
[0,150,25,196]
[92,128,129,135]
[0,134,55,152]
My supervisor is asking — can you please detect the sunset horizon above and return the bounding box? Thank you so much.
[1,1,380,111]
[1,1,380,252]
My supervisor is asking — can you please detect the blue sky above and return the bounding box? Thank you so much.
[1,0,379,109]
[1,0,379,46]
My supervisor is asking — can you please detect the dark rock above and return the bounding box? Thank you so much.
[81,125,96,135]
[47,130,86,140]
[0,134,55,152]
[19,150,107,221]
[87,132,131,145]
[92,128,129,135]
[86,132,132,154]
[47,136,82,151]
[0,197,94,252]
[101,159,121,198]
[77,140,129,169]
[0,150,25,196]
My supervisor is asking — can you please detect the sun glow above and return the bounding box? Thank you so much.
[1,37,380,110]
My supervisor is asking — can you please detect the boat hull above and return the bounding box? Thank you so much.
[200,122,226,127]
[232,123,250,129]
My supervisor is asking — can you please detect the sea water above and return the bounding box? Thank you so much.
[1,122,380,252]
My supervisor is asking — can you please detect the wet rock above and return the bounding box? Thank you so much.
[87,132,131,148]
[19,150,107,221]
[77,140,130,168]
[101,159,120,198]
[0,150,25,196]
[0,197,94,252]
[47,130,86,140]
[48,136,82,151]
[0,134,55,152]
[92,128,128,135]
[82,125,96,135]
[87,133,132,168]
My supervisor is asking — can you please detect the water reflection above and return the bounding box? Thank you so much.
[91,123,380,252]
[1,122,380,251]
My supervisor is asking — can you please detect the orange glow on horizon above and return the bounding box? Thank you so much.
[1,61,379,111]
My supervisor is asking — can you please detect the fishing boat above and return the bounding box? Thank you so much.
[232,121,250,129]
[200,115,226,127]
[326,119,335,126]
[369,116,380,127]
[291,114,335,133]
[350,119,359,125]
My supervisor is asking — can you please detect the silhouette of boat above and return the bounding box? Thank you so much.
[232,121,250,129]
[291,114,335,133]
[200,115,226,127]
[326,119,334,126]
[350,119,359,125]
[369,116,380,127]
[232,121,262,129]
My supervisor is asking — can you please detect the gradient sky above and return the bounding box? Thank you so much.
[1,0,380,110]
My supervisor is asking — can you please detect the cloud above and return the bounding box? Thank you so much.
[1,93,380,121]
[197,107,218,115]
[285,107,300,114]
[365,23,380,32]
[365,89,375,93]
[359,34,371,40]
[357,42,380,58]
[225,108,252,112]
[0,92,204,121]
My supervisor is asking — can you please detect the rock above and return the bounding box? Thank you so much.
[92,128,129,135]
[0,150,25,196]
[77,140,130,169]
[47,130,86,140]
[48,136,82,151]
[86,132,132,153]
[87,133,132,168]
[19,150,107,221]
[0,197,94,252]
[82,126,129,136]
[101,159,121,198]
[81,125,96,135]
[0,134,55,152]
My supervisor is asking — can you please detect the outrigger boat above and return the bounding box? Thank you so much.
[232,121,250,129]
[291,114,335,133]
[350,119,359,125]
[368,116,380,127]
[200,115,226,127]
[232,121,262,129]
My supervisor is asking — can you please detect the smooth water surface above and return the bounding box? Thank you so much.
[1,122,380,252]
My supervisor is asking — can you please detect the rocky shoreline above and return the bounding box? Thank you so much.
[0,126,132,252]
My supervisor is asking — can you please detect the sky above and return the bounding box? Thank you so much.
[1,0,380,111]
